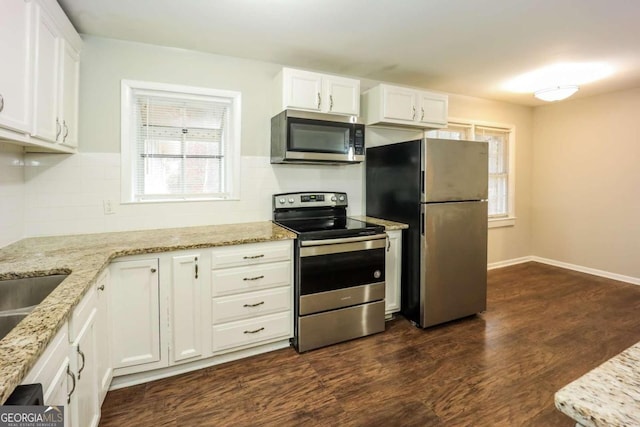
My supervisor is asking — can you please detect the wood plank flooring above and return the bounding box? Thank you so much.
[99,262,640,426]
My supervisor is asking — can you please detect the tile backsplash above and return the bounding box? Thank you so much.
[0,143,25,247]
[23,152,364,237]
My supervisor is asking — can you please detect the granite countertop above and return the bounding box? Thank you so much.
[0,221,295,404]
[352,216,409,231]
[555,341,640,426]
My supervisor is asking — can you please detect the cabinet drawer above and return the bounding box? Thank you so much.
[211,261,291,297]
[212,312,291,353]
[69,286,97,340]
[211,241,291,269]
[212,286,291,324]
[22,322,68,388]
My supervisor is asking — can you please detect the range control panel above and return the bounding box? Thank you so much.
[273,192,348,209]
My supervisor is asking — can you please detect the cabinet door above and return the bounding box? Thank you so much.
[418,91,448,127]
[45,360,70,427]
[170,254,203,363]
[70,309,99,427]
[109,259,161,369]
[382,85,417,122]
[0,0,31,133]
[385,230,402,315]
[282,68,323,111]
[59,40,80,147]
[323,75,360,115]
[95,270,112,404]
[31,4,60,143]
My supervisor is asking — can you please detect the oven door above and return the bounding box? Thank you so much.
[298,234,386,315]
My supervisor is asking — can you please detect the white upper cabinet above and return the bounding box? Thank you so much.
[362,84,448,129]
[0,0,32,135]
[277,68,360,116]
[31,0,81,149]
[0,0,81,152]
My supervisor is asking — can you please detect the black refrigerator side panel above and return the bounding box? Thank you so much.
[366,140,422,324]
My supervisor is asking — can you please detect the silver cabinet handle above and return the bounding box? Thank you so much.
[243,275,264,281]
[77,347,86,379]
[421,107,425,121]
[151,268,157,273]
[317,92,321,109]
[243,254,264,260]
[0,94,4,112]
[195,256,198,279]
[243,301,265,308]
[63,120,69,142]
[66,366,76,404]
[56,118,61,141]
[387,235,391,252]
[412,106,416,120]
[97,284,105,291]
[243,327,264,334]
[329,94,334,111]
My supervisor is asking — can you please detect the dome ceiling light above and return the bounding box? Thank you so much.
[533,85,580,102]
[503,62,613,102]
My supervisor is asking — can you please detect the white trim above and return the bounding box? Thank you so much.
[531,257,640,286]
[487,256,533,270]
[120,79,242,203]
[109,339,291,390]
[488,216,516,228]
[488,255,640,286]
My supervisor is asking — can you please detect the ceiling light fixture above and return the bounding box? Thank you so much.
[533,85,579,102]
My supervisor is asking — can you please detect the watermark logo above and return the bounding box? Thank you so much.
[0,405,64,427]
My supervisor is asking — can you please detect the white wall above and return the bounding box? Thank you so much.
[532,88,640,278]
[0,142,25,247]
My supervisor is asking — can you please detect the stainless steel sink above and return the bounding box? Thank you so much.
[0,274,68,312]
[0,313,28,340]
[0,274,68,340]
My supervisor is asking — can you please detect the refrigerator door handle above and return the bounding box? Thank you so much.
[421,170,425,195]
[421,212,425,236]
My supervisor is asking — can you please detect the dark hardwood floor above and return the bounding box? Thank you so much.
[100,262,640,426]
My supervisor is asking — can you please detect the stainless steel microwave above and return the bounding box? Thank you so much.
[271,110,365,164]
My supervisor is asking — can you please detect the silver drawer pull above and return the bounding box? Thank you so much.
[243,301,265,308]
[243,254,264,260]
[243,275,264,281]
[244,327,265,334]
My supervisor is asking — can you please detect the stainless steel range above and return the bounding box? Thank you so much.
[273,192,386,352]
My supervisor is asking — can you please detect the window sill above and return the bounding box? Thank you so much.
[488,216,516,229]
[122,196,240,204]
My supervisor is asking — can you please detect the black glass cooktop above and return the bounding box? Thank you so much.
[274,217,384,241]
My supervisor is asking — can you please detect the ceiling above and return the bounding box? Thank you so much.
[57,0,640,106]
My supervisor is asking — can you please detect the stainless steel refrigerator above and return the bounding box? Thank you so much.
[366,138,488,328]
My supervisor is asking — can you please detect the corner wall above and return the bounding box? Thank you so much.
[532,88,640,278]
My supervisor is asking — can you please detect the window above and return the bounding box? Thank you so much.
[427,120,515,227]
[121,80,241,202]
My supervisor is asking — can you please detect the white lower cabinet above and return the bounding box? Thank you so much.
[107,240,293,385]
[170,253,210,364]
[109,258,163,374]
[210,242,293,355]
[21,270,112,427]
[385,230,403,316]
[94,269,112,404]
[22,322,70,426]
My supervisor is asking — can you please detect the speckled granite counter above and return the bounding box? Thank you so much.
[352,216,409,230]
[555,341,640,426]
[0,222,295,404]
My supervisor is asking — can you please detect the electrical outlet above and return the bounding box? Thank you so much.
[103,199,115,215]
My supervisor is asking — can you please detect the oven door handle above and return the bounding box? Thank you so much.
[300,233,387,247]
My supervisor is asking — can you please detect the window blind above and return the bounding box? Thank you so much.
[132,91,231,201]
[475,126,510,217]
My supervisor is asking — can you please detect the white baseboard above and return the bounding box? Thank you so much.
[487,256,533,270]
[530,256,640,286]
[488,255,640,286]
